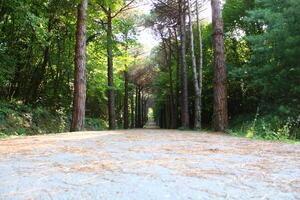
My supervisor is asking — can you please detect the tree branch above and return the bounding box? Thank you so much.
[112,0,136,18]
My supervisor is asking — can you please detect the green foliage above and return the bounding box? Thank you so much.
[0,101,67,136]
[0,101,108,137]
[228,113,300,141]
[85,118,107,130]
[0,0,140,133]
[245,0,300,110]
[151,0,299,141]
[221,0,300,140]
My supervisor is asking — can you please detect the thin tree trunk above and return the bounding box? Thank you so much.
[165,102,170,128]
[135,86,138,128]
[141,94,144,126]
[123,69,129,129]
[138,88,142,127]
[179,0,189,128]
[174,27,181,127]
[144,98,148,124]
[130,90,135,128]
[167,30,177,128]
[211,0,228,131]
[187,0,201,129]
[196,0,203,129]
[107,10,116,129]
[161,33,176,129]
[70,0,88,131]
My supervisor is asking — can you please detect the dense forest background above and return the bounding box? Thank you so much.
[0,0,299,140]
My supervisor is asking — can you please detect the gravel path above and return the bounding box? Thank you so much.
[0,129,299,200]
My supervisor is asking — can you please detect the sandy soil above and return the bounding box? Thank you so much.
[0,129,299,200]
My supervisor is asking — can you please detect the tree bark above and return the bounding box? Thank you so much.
[196,0,203,129]
[187,0,201,129]
[161,33,176,129]
[135,86,138,128]
[167,32,177,129]
[174,27,181,127]
[179,0,189,128]
[130,90,135,128]
[70,0,88,131]
[107,10,116,129]
[123,69,129,129]
[137,88,142,127]
[211,0,228,131]
[141,93,144,126]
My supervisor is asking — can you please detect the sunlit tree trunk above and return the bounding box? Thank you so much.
[179,0,189,128]
[187,0,201,129]
[211,0,228,131]
[196,0,203,129]
[71,0,88,131]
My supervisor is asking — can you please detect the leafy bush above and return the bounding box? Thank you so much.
[85,118,107,131]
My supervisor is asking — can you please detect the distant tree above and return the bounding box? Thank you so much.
[145,0,179,128]
[98,0,135,130]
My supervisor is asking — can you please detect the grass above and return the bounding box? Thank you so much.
[227,113,300,142]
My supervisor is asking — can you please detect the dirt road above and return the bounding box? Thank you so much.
[0,129,299,199]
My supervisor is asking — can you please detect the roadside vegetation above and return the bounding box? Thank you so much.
[0,101,106,138]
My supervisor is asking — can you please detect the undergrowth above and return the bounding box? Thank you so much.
[0,101,107,137]
[227,111,300,142]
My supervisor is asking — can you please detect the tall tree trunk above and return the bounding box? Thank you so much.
[187,0,201,129]
[123,69,129,129]
[174,27,181,127]
[161,34,176,129]
[179,0,189,128]
[70,0,88,131]
[211,0,228,131]
[167,31,177,129]
[107,10,116,129]
[196,0,203,129]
